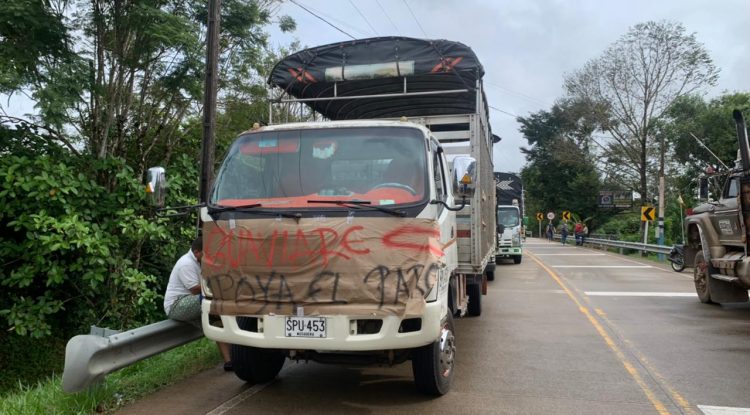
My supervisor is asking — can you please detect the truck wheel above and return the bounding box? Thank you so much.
[693,252,714,304]
[231,344,286,383]
[513,256,522,264]
[412,312,455,395]
[486,264,495,281]
[467,282,482,316]
[231,317,286,383]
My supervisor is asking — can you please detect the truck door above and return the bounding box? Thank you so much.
[712,176,744,245]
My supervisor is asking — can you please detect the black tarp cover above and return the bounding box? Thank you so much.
[268,37,485,120]
[494,172,523,208]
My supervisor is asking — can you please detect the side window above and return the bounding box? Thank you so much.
[725,177,740,199]
[431,140,447,214]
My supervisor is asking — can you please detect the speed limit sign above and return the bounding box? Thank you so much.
[547,212,555,220]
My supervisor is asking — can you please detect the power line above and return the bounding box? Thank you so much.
[348,0,379,36]
[375,0,401,34]
[402,0,427,37]
[489,105,518,118]
[485,81,550,107]
[289,0,355,40]
[299,2,372,38]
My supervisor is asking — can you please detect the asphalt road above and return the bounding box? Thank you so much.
[117,239,750,415]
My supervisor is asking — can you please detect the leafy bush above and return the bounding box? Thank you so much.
[0,154,178,338]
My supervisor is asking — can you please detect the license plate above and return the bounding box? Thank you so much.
[284,317,327,338]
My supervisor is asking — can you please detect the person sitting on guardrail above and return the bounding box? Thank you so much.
[581,224,588,245]
[574,222,583,246]
[164,237,233,371]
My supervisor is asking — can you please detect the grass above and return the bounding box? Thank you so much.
[0,337,221,415]
[0,334,67,395]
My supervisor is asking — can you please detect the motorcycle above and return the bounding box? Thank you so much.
[668,244,685,272]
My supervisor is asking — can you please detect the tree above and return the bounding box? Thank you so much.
[662,92,750,173]
[564,21,719,208]
[0,0,297,339]
[518,100,602,233]
[1,0,295,179]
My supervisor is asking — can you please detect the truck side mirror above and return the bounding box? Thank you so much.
[497,224,505,234]
[146,167,166,208]
[452,156,476,199]
[698,177,708,201]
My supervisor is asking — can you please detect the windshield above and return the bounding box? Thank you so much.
[212,126,427,208]
[497,207,520,227]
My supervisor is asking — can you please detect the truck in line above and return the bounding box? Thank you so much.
[494,172,524,269]
[685,109,750,304]
[149,37,496,395]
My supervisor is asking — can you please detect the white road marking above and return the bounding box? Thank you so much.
[552,265,653,268]
[698,405,750,415]
[535,253,606,256]
[206,365,300,415]
[205,381,275,415]
[585,291,697,297]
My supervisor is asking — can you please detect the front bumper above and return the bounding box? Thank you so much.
[201,300,444,351]
[496,246,522,257]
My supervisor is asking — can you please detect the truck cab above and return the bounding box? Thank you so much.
[496,201,523,264]
[685,110,750,304]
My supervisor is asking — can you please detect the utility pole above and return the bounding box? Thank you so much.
[657,133,666,260]
[199,0,221,207]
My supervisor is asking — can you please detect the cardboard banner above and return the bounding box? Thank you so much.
[202,217,445,317]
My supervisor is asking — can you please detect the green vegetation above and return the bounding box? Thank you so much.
[0,0,296,399]
[0,338,220,415]
[519,20,749,242]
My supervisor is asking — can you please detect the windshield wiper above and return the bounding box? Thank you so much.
[207,203,302,220]
[307,199,406,217]
[207,203,262,213]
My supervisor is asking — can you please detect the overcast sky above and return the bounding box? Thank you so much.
[266,0,750,173]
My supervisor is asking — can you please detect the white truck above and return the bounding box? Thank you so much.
[494,172,524,268]
[152,37,496,395]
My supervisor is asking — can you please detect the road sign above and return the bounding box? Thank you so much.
[598,190,633,208]
[562,211,571,221]
[547,211,555,220]
[641,206,655,222]
[536,212,543,221]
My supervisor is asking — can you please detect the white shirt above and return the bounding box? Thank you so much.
[163,250,201,315]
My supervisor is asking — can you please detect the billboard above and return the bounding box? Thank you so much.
[598,191,632,208]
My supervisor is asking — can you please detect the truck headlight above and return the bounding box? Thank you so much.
[512,233,521,246]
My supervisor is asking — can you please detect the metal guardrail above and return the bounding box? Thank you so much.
[62,319,202,393]
[551,235,672,256]
[582,237,672,255]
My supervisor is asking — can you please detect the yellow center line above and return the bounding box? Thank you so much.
[593,308,696,415]
[528,252,671,415]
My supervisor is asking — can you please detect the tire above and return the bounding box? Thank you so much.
[231,317,286,383]
[693,251,713,304]
[486,264,495,281]
[412,312,455,396]
[670,260,685,273]
[467,282,482,316]
[513,255,522,264]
